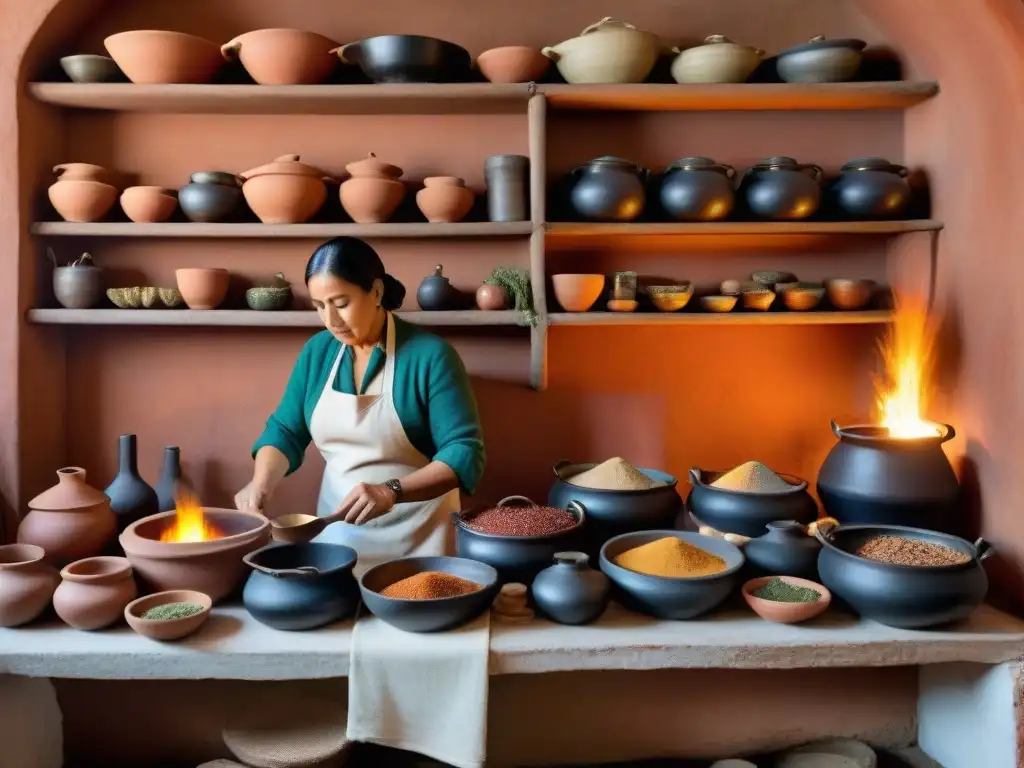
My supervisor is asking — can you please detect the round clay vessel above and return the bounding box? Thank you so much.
[53,254,104,309]
[240,154,332,224]
[221,28,338,85]
[742,575,831,624]
[53,556,137,630]
[670,35,763,84]
[340,153,405,224]
[125,589,213,641]
[416,177,475,223]
[824,278,876,310]
[476,283,509,311]
[60,54,123,83]
[0,544,59,627]
[17,467,117,566]
[179,171,242,223]
[531,551,611,625]
[542,18,661,84]
[120,186,178,223]
[176,268,230,310]
[476,46,549,83]
[49,165,117,222]
[552,274,605,312]
[104,30,224,84]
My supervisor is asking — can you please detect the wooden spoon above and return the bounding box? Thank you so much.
[269,511,347,543]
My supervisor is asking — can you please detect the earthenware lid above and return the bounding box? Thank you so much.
[666,156,734,175]
[697,34,761,53]
[189,170,241,187]
[779,35,867,56]
[344,152,403,180]
[751,156,801,170]
[29,467,109,511]
[240,154,329,180]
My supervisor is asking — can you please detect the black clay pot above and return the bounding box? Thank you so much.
[178,171,243,223]
[416,264,457,310]
[154,446,181,513]
[338,35,472,83]
[104,434,158,532]
[740,156,822,220]
[744,520,821,579]
[659,157,736,222]
[830,157,911,219]
[531,551,610,625]
[815,523,993,628]
[242,542,360,631]
[817,420,960,533]
[547,461,682,557]
[569,156,648,222]
[687,467,818,538]
[452,496,586,584]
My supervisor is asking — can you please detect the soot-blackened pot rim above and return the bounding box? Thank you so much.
[689,467,809,496]
[829,419,955,447]
[553,460,679,493]
[359,555,498,604]
[451,500,586,542]
[599,530,745,584]
[243,541,358,577]
[815,522,993,573]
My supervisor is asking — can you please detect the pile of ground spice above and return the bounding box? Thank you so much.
[566,457,665,491]
[752,577,821,603]
[856,535,970,567]
[711,461,794,493]
[141,601,206,621]
[614,536,727,578]
[380,571,482,600]
[464,505,577,537]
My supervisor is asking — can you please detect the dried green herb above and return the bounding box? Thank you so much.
[484,266,537,327]
[141,601,205,621]
[752,577,821,603]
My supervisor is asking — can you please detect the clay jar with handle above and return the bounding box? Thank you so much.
[570,156,647,221]
[18,467,117,566]
[340,153,406,224]
[417,265,457,310]
[53,556,137,630]
[221,29,339,85]
[659,157,737,222]
[51,251,104,309]
[240,154,334,224]
[743,520,822,580]
[48,163,118,223]
[830,157,912,219]
[416,176,476,223]
[0,544,59,627]
[740,156,823,220]
[179,171,243,223]
[120,186,178,223]
[542,18,661,84]
[531,551,611,625]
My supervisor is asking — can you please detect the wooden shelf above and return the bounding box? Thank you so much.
[546,220,943,239]
[31,221,534,239]
[26,309,529,327]
[548,310,894,326]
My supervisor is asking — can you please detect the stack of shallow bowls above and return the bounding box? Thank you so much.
[687,467,818,538]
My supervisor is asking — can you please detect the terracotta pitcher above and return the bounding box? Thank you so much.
[340,153,406,224]
[240,154,335,224]
[18,467,117,566]
[0,544,59,627]
[49,163,118,223]
[53,556,137,630]
[416,176,476,223]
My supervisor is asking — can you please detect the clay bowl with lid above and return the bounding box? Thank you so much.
[599,530,745,620]
[176,268,230,310]
[359,555,499,633]
[475,46,549,83]
[452,495,587,584]
[687,467,818,538]
[125,589,212,641]
[119,509,271,603]
[104,30,224,84]
[240,154,335,224]
[340,153,406,224]
[742,575,831,624]
[221,28,339,85]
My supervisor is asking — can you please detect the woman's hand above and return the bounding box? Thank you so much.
[234,479,271,516]
[335,482,397,525]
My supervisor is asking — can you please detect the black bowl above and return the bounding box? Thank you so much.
[599,530,745,620]
[338,35,472,83]
[359,556,499,633]
[687,467,818,537]
[815,523,993,629]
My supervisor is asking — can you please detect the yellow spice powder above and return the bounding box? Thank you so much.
[613,536,727,578]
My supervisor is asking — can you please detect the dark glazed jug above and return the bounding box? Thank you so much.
[178,171,242,223]
[830,157,911,219]
[531,551,611,625]
[741,156,823,220]
[569,156,647,221]
[104,434,158,532]
[659,157,736,221]
[744,520,821,579]
[416,264,456,311]
[154,446,181,513]
[816,420,960,533]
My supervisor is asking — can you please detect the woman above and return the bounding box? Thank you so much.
[235,236,485,570]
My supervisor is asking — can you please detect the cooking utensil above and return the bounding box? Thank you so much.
[270,511,346,544]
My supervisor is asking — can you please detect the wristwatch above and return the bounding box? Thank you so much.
[384,478,403,503]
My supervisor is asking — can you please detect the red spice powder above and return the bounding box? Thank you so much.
[464,505,577,537]
[380,571,482,600]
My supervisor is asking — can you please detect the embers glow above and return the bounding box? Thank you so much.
[159,486,224,543]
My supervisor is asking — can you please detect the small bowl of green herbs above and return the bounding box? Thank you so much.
[125,589,212,641]
[742,575,831,624]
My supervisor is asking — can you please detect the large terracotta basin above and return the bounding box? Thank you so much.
[105,30,224,84]
[119,508,271,603]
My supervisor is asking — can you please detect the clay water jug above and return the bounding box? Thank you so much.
[0,544,59,627]
[340,153,406,224]
[154,446,182,513]
[830,157,912,219]
[740,156,823,220]
[104,434,159,532]
[416,265,456,310]
[569,156,647,221]
[659,157,737,221]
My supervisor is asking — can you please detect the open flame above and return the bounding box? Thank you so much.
[873,295,942,438]
[159,485,225,543]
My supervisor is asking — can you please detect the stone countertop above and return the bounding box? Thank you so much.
[0,603,1022,681]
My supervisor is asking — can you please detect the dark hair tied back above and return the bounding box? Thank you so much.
[305,236,406,311]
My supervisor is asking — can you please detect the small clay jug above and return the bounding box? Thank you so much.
[659,157,737,222]
[53,556,137,630]
[416,176,475,223]
[531,551,611,625]
[240,154,335,224]
[50,250,105,309]
[476,283,509,311]
[740,156,823,220]
[0,544,59,627]
[340,153,406,224]
[417,265,456,311]
[48,163,118,223]
[179,171,243,223]
[104,434,159,532]
[830,157,912,219]
[744,520,822,580]
[18,467,117,566]
[154,446,182,513]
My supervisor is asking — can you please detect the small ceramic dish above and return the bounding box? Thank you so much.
[60,54,123,83]
[782,284,825,311]
[700,294,738,313]
[751,270,797,289]
[647,284,693,312]
[607,299,638,312]
[742,289,776,311]
[125,589,212,641]
[742,575,831,624]
[825,278,876,310]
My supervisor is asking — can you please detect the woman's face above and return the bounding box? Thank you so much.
[308,274,384,345]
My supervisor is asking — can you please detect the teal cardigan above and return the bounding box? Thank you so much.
[252,316,485,494]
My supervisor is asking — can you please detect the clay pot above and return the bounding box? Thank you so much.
[777,36,866,84]
[552,274,605,312]
[17,467,117,566]
[221,28,338,85]
[52,252,104,309]
[340,153,406,224]
[240,154,333,224]
[570,156,648,221]
[476,46,549,83]
[740,156,823,220]
[659,157,737,222]
[0,544,59,627]
[176,268,230,310]
[49,164,117,223]
[670,35,764,84]
[121,186,178,223]
[53,556,137,630]
[104,30,224,84]
[825,278,876,310]
[60,54,123,83]
[542,18,661,84]
[416,177,476,223]
[476,283,510,311]
[125,589,212,641]
[417,265,457,311]
[179,171,243,223]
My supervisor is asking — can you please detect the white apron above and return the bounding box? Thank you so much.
[309,313,459,575]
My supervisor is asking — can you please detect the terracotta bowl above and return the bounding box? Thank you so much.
[476,46,549,83]
[221,28,338,86]
[104,30,224,84]
[552,274,605,312]
[121,186,178,223]
[648,284,693,312]
[125,589,213,641]
[742,575,831,624]
[742,288,776,311]
[825,278,876,310]
[176,268,230,310]
[48,180,118,223]
[119,508,271,603]
[416,178,475,223]
[242,175,329,224]
[340,178,406,224]
[700,294,738,313]
[781,283,826,311]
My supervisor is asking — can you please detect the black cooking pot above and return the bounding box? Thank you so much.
[335,35,472,83]
[687,467,818,538]
[451,496,586,584]
[815,522,993,629]
[817,420,960,533]
[547,461,682,556]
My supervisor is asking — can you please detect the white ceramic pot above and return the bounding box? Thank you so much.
[671,34,764,83]
[542,17,660,84]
